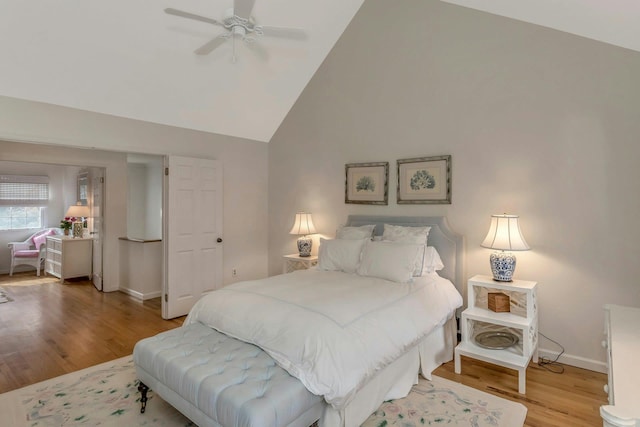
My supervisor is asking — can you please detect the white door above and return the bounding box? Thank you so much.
[90,169,104,291]
[163,156,223,319]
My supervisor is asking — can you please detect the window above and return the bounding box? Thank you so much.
[0,175,49,231]
[0,206,45,230]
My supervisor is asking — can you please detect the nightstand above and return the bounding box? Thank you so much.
[454,274,538,394]
[282,254,318,274]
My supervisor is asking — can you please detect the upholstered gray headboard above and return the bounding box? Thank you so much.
[345,215,465,293]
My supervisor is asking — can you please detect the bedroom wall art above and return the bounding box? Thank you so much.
[397,155,451,204]
[345,162,389,205]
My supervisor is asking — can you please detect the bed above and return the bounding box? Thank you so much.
[134,215,464,427]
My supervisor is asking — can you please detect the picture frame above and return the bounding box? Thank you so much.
[397,155,451,204]
[345,162,389,205]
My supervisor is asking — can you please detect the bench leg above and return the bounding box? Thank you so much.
[138,382,149,413]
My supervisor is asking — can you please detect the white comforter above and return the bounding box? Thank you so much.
[185,269,462,409]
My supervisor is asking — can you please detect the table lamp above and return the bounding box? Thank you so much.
[66,204,90,238]
[481,214,530,281]
[289,212,316,257]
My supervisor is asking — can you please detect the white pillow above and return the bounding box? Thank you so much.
[356,241,421,283]
[336,224,376,240]
[382,224,431,244]
[423,246,445,274]
[318,238,368,274]
[382,224,431,276]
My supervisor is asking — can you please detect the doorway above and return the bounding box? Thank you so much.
[0,160,104,285]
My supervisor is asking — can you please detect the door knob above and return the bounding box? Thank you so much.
[217,238,223,243]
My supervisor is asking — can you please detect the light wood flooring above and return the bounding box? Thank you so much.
[0,272,608,426]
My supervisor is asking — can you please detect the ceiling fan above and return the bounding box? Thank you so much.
[165,0,306,61]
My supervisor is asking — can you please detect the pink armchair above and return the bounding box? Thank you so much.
[8,228,59,276]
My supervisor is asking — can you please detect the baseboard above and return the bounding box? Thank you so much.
[118,287,162,301]
[538,347,607,374]
[0,267,39,276]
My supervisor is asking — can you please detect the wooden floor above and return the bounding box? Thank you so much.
[0,272,608,426]
[0,272,184,394]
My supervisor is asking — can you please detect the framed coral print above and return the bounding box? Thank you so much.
[345,162,389,205]
[397,155,451,204]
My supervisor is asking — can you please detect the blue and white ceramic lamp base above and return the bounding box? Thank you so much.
[297,236,312,257]
[489,251,517,282]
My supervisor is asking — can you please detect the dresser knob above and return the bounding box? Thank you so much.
[601,340,608,349]
[603,384,609,394]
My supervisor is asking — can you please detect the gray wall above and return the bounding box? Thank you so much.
[0,96,269,289]
[268,0,640,370]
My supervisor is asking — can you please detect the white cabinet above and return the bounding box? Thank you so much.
[600,304,640,427]
[45,236,93,282]
[282,254,318,274]
[454,274,538,394]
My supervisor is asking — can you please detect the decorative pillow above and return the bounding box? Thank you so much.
[356,241,421,283]
[382,224,431,244]
[318,238,368,274]
[423,246,445,274]
[336,224,376,240]
[30,230,47,246]
[33,229,56,249]
[382,224,431,276]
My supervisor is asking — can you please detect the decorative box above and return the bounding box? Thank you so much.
[488,292,510,312]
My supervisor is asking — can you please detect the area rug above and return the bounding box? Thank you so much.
[0,287,13,303]
[0,356,527,427]
[361,376,527,427]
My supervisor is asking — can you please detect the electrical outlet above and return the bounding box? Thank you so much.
[232,268,237,277]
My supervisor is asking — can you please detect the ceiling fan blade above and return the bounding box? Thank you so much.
[194,36,227,55]
[233,0,256,20]
[259,25,307,40]
[165,8,222,27]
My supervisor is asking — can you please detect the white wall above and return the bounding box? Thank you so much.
[145,160,163,239]
[268,0,640,371]
[127,163,147,239]
[0,96,269,288]
[126,155,163,240]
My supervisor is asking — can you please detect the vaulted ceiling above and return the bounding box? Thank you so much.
[1,1,638,143]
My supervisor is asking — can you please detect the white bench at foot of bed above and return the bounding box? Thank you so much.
[133,323,325,427]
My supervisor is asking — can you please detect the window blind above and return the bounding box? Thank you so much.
[0,175,49,206]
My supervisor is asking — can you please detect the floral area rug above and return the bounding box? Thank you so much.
[0,356,194,427]
[0,356,526,427]
[0,287,13,303]
[362,376,527,427]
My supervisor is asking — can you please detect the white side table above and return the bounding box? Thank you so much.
[454,274,538,394]
[282,254,318,274]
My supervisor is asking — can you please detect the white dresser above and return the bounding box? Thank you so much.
[45,236,93,282]
[601,304,640,427]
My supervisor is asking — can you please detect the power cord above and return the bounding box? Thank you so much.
[538,332,565,374]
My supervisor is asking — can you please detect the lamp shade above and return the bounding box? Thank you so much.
[481,214,530,251]
[289,212,317,236]
[65,204,90,218]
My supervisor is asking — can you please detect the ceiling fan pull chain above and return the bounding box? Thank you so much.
[232,35,238,63]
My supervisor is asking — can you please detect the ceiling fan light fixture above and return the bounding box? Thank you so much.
[165,0,306,60]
